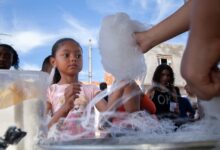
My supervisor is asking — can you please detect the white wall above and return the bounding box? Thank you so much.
[143,43,186,93]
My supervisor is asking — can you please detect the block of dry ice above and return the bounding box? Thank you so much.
[99,12,147,81]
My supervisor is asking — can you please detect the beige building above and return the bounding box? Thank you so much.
[143,43,187,94]
[103,43,187,94]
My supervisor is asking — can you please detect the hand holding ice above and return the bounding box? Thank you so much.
[99,13,147,80]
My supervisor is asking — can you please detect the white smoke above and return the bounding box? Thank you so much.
[99,12,147,81]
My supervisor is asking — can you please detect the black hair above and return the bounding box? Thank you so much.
[100,82,107,90]
[0,44,19,69]
[99,82,108,101]
[41,55,52,73]
[174,86,181,97]
[152,64,175,85]
[51,38,82,84]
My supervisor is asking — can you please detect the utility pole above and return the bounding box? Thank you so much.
[88,39,92,83]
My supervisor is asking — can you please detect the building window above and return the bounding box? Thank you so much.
[157,55,173,66]
[161,58,167,64]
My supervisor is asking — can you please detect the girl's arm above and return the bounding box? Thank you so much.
[95,81,125,112]
[140,94,156,114]
[106,81,140,113]
[95,98,107,112]
[122,82,140,112]
[48,104,71,128]
[106,85,124,111]
[95,81,141,113]
[46,102,52,115]
[48,95,76,129]
[48,83,81,128]
[146,87,155,100]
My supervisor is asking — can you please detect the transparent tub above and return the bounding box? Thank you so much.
[38,138,219,150]
[1,70,220,150]
[0,70,48,150]
[37,97,220,150]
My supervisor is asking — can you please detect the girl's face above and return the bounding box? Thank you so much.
[160,69,171,86]
[53,41,82,76]
[0,47,13,69]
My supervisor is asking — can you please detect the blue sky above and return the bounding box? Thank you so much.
[0,0,187,82]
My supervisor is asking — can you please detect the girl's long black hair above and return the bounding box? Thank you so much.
[152,64,175,85]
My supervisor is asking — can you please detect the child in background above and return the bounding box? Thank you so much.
[147,64,196,122]
[46,38,107,132]
[0,44,19,70]
[41,55,53,74]
[147,64,179,119]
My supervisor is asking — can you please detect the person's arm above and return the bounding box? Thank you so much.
[48,83,80,128]
[94,91,108,112]
[135,0,191,53]
[46,102,52,115]
[122,81,140,112]
[146,87,155,100]
[106,81,140,112]
[48,104,71,128]
[107,84,124,111]
[46,87,53,115]
[181,0,220,100]
[140,94,156,114]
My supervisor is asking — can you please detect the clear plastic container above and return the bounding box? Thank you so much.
[0,70,48,150]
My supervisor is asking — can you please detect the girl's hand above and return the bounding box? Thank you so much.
[64,83,81,110]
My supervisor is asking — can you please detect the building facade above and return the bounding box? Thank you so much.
[104,43,187,94]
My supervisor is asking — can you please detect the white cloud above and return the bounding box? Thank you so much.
[86,0,183,26]
[152,0,183,24]
[0,13,56,54]
[60,14,99,47]
[1,30,55,53]
[86,0,125,14]
[139,0,148,9]
[1,12,99,54]
[131,0,148,10]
